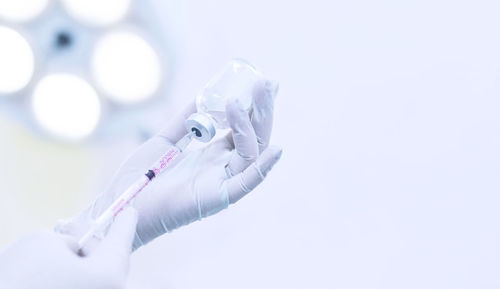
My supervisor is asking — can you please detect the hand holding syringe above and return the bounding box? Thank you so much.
[77,131,195,251]
[75,60,281,253]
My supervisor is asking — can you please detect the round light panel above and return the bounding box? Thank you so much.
[61,0,131,26]
[0,26,35,94]
[32,74,101,140]
[0,0,51,22]
[91,30,161,104]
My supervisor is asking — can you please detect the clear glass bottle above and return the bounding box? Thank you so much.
[186,59,263,142]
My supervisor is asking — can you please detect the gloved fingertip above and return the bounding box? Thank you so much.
[268,145,283,162]
[226,99,251,133]
[265,79,279,99]
[252,79,268,99]
[257,145,283,176]
[96,207,138,257]
[54,219,71,234]
[252,80,276,125]
[59,234,80,254]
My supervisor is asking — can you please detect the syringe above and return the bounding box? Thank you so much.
[77,131,195,253]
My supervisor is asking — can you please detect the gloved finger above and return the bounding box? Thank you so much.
[251,79,278,153]
[93,208,138,267]
[54,217,87,239]
[226,99,260,175]
[226,145,282,204]
[157,102,196,144]
[58,234,81,254]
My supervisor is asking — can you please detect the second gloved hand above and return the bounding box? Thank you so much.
[57,79,282,250]
[0,208,138,289]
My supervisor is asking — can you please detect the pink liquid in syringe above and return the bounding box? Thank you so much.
[110,147,180,217]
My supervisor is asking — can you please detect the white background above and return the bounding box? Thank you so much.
[127,0,500,288]
[1,0,500,288]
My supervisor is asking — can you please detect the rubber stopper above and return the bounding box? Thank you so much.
[185,112,216,142]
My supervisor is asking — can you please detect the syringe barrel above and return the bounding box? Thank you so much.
[78,175,150,251]
[150,147,181,176]
[103,175,150,220]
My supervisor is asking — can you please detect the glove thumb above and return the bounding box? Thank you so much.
[94,208,138,266]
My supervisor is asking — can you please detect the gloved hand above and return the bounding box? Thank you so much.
[57,79,282,250]
[0,208,138,289]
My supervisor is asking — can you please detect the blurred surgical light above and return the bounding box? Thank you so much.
[0,26,35,94]
[61,0,131,26]
[32,74,101,140]
[91,30,162,104]
[0,0,173,141]
[0,0,50,22]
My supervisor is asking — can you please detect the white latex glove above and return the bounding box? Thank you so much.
[0,208,138,289]
[58,79,282,250]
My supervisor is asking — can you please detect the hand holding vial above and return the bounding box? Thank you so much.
[56,60,282,252]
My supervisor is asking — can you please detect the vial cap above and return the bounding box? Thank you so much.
[185,112,216,142]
